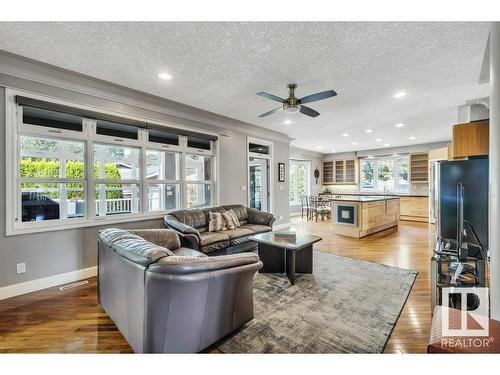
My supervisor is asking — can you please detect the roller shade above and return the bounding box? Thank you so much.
[16,95,218,141]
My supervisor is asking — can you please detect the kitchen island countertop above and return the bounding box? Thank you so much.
[329,195,400,203]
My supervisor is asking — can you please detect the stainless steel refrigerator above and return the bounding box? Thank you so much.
[437,157,489,252]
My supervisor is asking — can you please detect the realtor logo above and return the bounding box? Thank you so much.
[442,287,489,337]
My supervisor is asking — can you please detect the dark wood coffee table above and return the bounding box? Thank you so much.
[249,232,322,285]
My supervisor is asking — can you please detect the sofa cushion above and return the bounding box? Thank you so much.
[169,209,207,229]
[172,247,208,258]
[221,205,248,221]
[201,240,231,254]
[129,229,181,250]
[240,224,272,234]
[226,227,253,239]
[208,212,226,232]
[199,231,230,246]
[98,228,172,267]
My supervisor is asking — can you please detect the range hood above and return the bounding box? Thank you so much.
[457,97,489,123]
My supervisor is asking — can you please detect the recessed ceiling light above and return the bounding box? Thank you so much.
[395,123,405,128]
[342,133,349,137]
[376,138,382,142]
[352,142,358,145]
[409,136,416,140]
[331,149,336,153]
[317,146,324,149]
[384,143,391,147]
[158,72,173,80]
[365,129,373,133]
[284,119,292,125]
[393,91,407,98]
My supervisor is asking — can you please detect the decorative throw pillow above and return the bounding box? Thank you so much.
[226,209,240,228]
[209,212,225,232]
[222,212,236,230]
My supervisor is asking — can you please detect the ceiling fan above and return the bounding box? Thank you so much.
[257,84,337,118]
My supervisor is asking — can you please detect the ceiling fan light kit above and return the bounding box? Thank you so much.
[257,83,337,118]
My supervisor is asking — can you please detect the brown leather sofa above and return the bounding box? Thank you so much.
[164,204,276,255]
[98,228,262,353]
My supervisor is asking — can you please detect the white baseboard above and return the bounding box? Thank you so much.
[0,266,97,301]
[289,211,302,217]
[273,222,291,231]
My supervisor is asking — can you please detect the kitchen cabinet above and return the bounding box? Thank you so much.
[410,153,429,183]
[322,161,334,183]
[399,196,429,222]
[323,159,357,184]
[452,120,489,158]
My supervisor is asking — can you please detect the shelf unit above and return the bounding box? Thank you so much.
[335,160,344,182]
[345,160,356,183]
[410,153,429,183]
[322,161,334,184]
[323,159,357,184]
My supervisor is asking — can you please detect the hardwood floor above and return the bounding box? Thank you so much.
[0,217,435,353]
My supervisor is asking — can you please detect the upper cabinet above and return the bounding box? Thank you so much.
[452,120,489,158]
[410,153,429,183]
[322,159,357,184]
[322,161,334,183]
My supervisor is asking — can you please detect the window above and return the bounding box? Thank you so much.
[8,93,218,235]
[289,160,311,206]
[185,154,213,208]
[146,150,181,211]
[94,144,141,216]
[360,156,409,192]
[19,135,86,222]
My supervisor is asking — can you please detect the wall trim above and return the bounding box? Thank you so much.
[273,222,291,231]
[0,266,97,301]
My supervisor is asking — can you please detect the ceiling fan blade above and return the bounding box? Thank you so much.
[298,90,337,104]
[257,91,286,103]
[299,105,320,117]
[258,106,282,117]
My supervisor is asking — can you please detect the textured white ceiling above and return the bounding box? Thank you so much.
[0,22,491,152]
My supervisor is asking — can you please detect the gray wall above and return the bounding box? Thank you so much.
[0,59,290,288]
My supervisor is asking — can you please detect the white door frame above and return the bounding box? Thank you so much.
[246,137,274,214]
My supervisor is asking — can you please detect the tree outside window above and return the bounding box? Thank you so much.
[289,160,311,205]
[360,156,409,192]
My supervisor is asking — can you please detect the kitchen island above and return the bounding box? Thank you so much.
[331,195,400,238]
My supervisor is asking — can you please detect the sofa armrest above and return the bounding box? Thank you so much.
[246,207,276,227]
[148,252,262,275]
[128,229,181,251]
[164,216,201,241]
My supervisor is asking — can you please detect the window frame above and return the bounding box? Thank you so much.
[359,155,409,193]
[289,159,311,206]
[5,89,218,235]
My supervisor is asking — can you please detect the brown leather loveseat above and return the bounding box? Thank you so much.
[164,204,275,256]
[98,228,262,353]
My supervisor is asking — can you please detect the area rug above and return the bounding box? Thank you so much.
[217,251,417,353]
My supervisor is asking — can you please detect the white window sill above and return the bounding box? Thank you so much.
[6,212,168,236]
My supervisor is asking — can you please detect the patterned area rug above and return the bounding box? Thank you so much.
[218,251,417,353]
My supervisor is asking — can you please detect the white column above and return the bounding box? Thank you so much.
[490,22,500,320]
